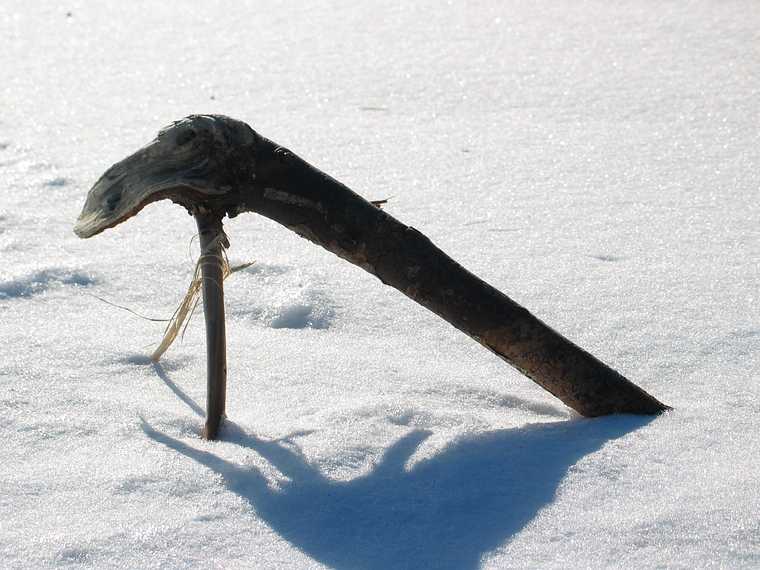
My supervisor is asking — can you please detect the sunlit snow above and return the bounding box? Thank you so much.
[1,1,758,568]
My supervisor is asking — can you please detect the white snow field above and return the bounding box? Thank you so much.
[1,1,758,568]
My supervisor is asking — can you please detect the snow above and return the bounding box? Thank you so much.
[1,1,758,568]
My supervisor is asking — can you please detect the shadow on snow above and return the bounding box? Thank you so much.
[143,411,652,569]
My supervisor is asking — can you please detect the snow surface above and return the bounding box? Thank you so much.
[1,1,759,568]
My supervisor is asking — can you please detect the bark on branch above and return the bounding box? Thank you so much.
[237,137,669,416]
[195,210,228,439]
[75,115,670,423]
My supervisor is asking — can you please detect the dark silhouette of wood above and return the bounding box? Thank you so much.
[74,115,670,436]
[236,139,669,417]
[195,210,228,440]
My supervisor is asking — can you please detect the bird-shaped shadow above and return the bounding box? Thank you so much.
[143,412,652,570]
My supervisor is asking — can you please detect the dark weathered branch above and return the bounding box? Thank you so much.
[195,210,228,439]
[237,136,669,416]
[75,115,670,423]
